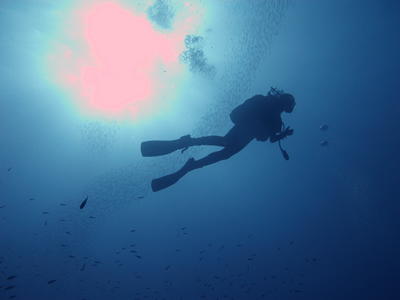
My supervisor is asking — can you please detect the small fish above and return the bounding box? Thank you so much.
[277,247,282,250]
[61,219,66,222]
[215,276,220,279]
[60,203,67,206]
[42,212,49,214]
[80,196,88,209]
[138,196,144,199]
[65,232,71,235]
[237,244,242,247]
[135,255,142,259]
[304,258,309,262]
[81,263,86,270]
[7,167,12,171]
[311,258,318,262]
[47,279,57,284]
[320,125,329,131]
[29,198,35,201]
[130,250,137,253]
[220,245,224,250]
[208,244,212,246]
[175,249,180,252]
[199,257,203,262]
[0,205,5,209]
[130,230,137,232]
[5,286,15,290]
[321,141,329,146]
[60,244,67,247]
[94,261,101,264]
[9,296,16,299]
[181,227,186,230]
[248,234,252,238]
[290,241,294,245]
[89,216,95,219]
[45,221,48,226]
[7,275,17,280]
[165,265,170,270]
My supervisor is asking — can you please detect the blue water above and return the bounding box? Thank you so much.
[1,1,399,299]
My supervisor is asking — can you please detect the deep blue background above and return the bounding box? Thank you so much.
[1,1,399,299]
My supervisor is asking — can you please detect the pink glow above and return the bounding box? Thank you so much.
[80,3,179,111]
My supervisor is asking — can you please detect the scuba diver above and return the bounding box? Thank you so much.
[141,87,296,192]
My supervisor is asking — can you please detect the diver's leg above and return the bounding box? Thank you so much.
[185,126,254,170]
[141,134,227,157]
[151,126,253,192]
[191,136,227,147]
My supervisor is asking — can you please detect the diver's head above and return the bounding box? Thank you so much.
[281,93,296,113]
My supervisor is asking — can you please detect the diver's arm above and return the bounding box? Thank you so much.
[269,133,279,143]
[270,127,294,143]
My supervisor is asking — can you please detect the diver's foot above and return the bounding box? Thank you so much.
[180,134,192,142]
[181,158,196,173]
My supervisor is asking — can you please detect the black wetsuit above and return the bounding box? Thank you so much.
[187,94,284,170]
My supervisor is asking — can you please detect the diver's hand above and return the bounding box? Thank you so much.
[280,127,294,139]
[284,126,294,136]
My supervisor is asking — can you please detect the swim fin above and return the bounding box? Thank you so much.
[151,158,196,192]
[141,135,193,157]
[152,171,184,192]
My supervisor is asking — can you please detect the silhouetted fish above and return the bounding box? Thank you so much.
[320,125,328,131]
[0,205,5,209]
[7,168,11,171]
[80,196,88,209]
[135,255,141,259]
[321,141,329,146]
[165,265,170,270]
[60,203,67,206]
[5,286,15,290]
[42,212,49,214]
[29,198,34,201]
[47,279,57,284]
[7,275,17,280]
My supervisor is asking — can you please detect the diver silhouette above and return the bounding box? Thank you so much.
[141,87,296,192]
